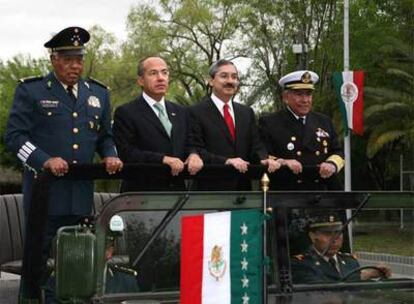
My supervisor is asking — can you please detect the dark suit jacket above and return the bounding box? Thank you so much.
[113,95,188,191]
[188,96,268,190]
[259,109,344,190]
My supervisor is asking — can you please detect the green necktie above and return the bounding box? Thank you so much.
[154,102,172,137]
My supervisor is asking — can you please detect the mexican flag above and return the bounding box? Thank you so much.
[333,71,364,135]
[180,210,263,304]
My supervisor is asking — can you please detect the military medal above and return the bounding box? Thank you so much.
[87,96,101,108]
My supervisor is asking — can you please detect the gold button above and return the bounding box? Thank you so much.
[47,112,52,116]
[73,144,79,150]
[297,179,303,184]
[315,151,320,156]
[73,112,78,118]
[72,160,78,164]
[73,128,79,134]
[291,136,296,141]
[296,151,302,156]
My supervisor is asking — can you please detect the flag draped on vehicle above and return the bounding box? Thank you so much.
[180,210,263,304]
[333,71,364,135]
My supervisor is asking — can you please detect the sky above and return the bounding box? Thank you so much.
[0,0,140,61]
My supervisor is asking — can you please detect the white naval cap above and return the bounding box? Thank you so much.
[279,70,319,90]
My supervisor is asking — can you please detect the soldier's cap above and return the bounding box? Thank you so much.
[279,70,319,90]
[308,214,343,233]
[44,26,90,56]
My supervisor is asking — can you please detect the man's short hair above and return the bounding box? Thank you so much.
[137,55,167,76]
[208,59,238,78]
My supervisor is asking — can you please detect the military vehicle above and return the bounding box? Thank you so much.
[1,164,413,303]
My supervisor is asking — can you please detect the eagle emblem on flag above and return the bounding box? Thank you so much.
[208,245,227,281]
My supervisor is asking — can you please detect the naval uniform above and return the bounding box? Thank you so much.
[259,108,344,190]
[5,72,117,216]
[291,247,361,283]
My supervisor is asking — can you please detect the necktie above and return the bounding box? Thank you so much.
[154,102,172,137]
[298,117,305,125]
[328,257,340,274]
[67,85,77,102]
[223,104,235,141]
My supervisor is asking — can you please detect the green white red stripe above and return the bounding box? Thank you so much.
[333,71,364,135]
[180,210,263,304]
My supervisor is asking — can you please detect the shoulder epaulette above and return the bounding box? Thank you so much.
[293,254,305,261]
[18,75,43,83]
[87,77,110,90]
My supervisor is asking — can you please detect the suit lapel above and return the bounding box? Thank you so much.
[137,95,170,139]
[233,103,244,151]
[206,98,234,145]
[166,101,180,147]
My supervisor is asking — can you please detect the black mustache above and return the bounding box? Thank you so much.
[224,83,237,88]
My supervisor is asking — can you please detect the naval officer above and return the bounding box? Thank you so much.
[259,70,344,190]
[5,26,122,302]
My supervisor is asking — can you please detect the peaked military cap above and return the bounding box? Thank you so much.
[279,70,319,90]
[308,214,343,233]
[44,26,90,55]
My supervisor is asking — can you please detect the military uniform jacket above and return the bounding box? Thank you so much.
[291,247,360,284]
[188,96,268,190]
[259,109,344,190]
[5,72,117,215]
[112,95,189,192]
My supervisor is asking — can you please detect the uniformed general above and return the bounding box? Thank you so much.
[259,70,344,190]
[291,215,391,284]
[4,26,123,302]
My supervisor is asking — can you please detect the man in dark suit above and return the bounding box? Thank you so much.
[113,56,203,191]
[291,214,391,283]
[259,70,345,190]
[188,59,280,190]
[5,26,123,302]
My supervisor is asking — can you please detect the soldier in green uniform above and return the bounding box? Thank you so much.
[291,215,391,283]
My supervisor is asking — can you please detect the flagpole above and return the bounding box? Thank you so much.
[344,0,354,252]
[261,173,270,304]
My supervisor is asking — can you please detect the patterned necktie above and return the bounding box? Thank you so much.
[153,102,172,137]
[67,85,77,102]
[223,104,235,141]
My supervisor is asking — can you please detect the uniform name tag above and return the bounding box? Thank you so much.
[87,96,101,108]
[40,100,59,108]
